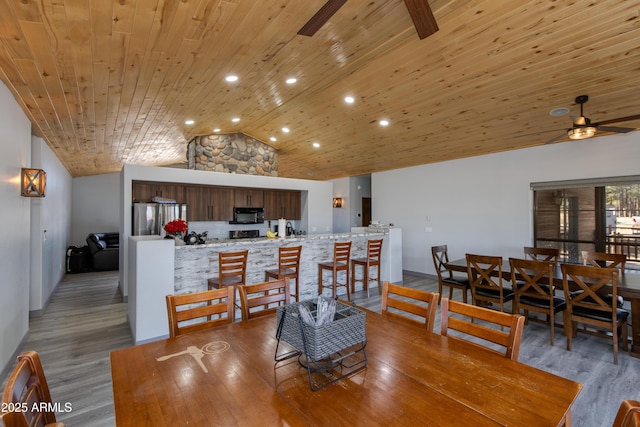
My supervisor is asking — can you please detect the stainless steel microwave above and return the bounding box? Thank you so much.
[231,207,264,224]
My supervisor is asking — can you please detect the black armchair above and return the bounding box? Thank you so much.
[86,232,119,271]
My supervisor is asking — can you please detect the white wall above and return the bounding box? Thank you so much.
[0,81,32,374]
[29,137,73,312]
[331,174,372,232]
[331,177,351,232]
[372,132,640,275]
[71,173,120,246]
[119,165,334,296]
[0,81,73,377]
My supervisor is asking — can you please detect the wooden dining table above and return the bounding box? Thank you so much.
[110,308,581,426]
[445,257,640,357]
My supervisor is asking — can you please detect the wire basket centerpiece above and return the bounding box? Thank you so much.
[274,296,367,391]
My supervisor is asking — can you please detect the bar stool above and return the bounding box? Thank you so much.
[351,239,383,297]
[208,250,248,290]
[264,246,302,302]
[317,241,352,301]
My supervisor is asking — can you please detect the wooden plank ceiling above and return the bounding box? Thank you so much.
[0,0,639,180]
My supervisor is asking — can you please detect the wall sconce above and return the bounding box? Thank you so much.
[332,197,344,208]
[21,168,46,197]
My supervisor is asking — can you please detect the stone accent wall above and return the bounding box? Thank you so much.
[188,133,278,176]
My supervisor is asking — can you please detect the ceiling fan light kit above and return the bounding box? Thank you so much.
[544,94,638,144]
[567,126,597,140]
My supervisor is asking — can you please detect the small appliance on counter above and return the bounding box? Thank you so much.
[184,231,208,245]
[229,230,260,239]
[274,218,296,237]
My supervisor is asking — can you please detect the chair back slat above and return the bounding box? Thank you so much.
[334,241,352,264]
[166,287,235,337]
[581,251,626,270]
[278,246,302,272]
[440,298,525,361]
[239,278,291,321]
[524,246,559,263]
[366,239,383,260]
[218,250,248,281]
[381,282,439,331]
[510,258,555,299]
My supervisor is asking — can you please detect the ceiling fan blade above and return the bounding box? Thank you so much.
[403,0,439,39]
[596,125,636,134]
[297,0,348,37]
[594,114,640,126]
[514,128,565,138]
[545,134,567,145]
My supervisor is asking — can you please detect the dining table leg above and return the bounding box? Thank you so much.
[630,298,640,357]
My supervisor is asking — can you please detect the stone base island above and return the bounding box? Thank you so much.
[128,229,402,343]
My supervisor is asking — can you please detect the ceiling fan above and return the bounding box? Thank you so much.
[297,0,438,40]
[545,95,640,144]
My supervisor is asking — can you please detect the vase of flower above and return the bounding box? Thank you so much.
[164,219,188,246]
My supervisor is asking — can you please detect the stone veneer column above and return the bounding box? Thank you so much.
[188,132,278,176]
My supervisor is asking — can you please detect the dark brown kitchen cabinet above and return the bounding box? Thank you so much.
[233,188,264,208]
[264,190,301,220]
[186,186,233,221]
[132,181,185,203]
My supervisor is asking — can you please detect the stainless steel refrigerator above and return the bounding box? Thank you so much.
[132,203,188,236]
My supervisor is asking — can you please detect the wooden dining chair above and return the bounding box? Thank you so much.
[318,241,352,301]
[466,254,514,313]
[524,246,559,263]
[165,286,235,337]
[207,250,248,290]
[0,411,30,427]
[264,246,302,302]
[351,239,383,297]
[509,257,567,345]
[238,278,290,322]
[581,251,627,308]
[1,351,65,427]
[431,245,470,303]
[561,263,629,364]
[381,281,439,331]
[613,400,640,427]
[581,251,626,270]
[440,298,525,361]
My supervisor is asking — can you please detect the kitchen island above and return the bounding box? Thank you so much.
[128,230,402,343]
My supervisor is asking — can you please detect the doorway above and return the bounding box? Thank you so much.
[362,197,371,227]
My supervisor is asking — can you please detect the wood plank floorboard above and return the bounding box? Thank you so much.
[2,271,640,426]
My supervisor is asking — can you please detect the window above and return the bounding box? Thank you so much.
[532,177,640,268]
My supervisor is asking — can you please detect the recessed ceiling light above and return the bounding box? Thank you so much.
[344,96,355,104]
[285,77,297,84]
[282,127,290,133]
[379,119,390,127]
[312,142,320,148]
[225,75,238,82]
[550,107,570,117]
[232,117,240,123]
[185,119,195,125]
[269,137,277,142]
[213,128,221,132]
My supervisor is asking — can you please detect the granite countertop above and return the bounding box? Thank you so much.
[175,231,388,249]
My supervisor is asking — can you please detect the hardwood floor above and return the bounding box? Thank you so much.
[2,271,640,426]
